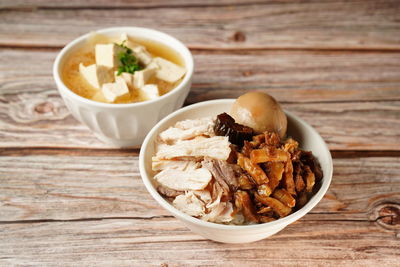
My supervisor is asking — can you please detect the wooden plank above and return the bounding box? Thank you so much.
[1,98,399,150]
[0,219,399,266]
[3,49,400,104]
[2,0,257,8]
[1,0,400,49]
[189,50,400,104]
[0,155,399,222]
[1,48,399,150]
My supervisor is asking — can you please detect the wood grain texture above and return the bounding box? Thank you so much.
[2,0,260,8]
[0,155,399,265]
[0,219,399,266]
[1,98,399,150]
[3,49,400,103]
[1,48,399,150]
[1,0,400,49]
[1,155,399,222]
[1,1,400,265]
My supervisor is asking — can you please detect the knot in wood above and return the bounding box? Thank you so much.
[233,31,246,42]
[34,102,54,114]
[242,70,253,77]
[371,203,400,231]
[378,205,400,226]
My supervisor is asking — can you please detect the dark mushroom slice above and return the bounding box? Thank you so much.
[214,113,254,146]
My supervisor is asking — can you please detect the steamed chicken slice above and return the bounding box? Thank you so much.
[157,186,183,198]
[173,192,205,217]
[159,117,214,143]
[154,168,212,191]
[175,117,214,130]
[201,202,234,223]
[151,159,200,172]
[202,157,238,201]
[156,136,231,161]
[193,190,212,204]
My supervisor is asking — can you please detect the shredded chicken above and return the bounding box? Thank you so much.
[157,185,183,198]
[201,202,234,223]
[154,168,212,191]
[202,157,238,201]
[152,159,200,172]
[152,114,322,225]
[159,117,214,144]
[193,190,212,204]
[173,192,205,217]
[156,136,231,161]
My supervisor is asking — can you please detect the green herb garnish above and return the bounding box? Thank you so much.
[116,40,142,75]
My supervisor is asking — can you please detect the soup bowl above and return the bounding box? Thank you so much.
[139,99,333,243]
[53,27,194,147]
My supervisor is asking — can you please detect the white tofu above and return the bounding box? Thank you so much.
[79,63,113,89]
[119,33,129,43]
[141,84,159,100]
[114,71,134,89]
[132,45,153,65]
[152,57,186,83]
[101,77,130,102]
[95,43,124,68]
[120,33,152,65]
[146,60,159,71]
[133,67,156,89]
[119,33,137,50]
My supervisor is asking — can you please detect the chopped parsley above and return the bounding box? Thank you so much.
[115,40,142,75]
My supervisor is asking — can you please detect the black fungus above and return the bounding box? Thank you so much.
[214,113,254,146]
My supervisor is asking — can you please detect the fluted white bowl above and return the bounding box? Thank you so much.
[53,27,194,147]
[139,99,333,243]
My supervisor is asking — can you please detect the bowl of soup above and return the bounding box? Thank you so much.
[53,27,194,147]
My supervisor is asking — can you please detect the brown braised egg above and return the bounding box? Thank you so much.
[230,91,287,138]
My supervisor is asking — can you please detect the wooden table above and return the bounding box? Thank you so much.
[1,1,399,266]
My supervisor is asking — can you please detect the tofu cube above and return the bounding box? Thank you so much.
[95,44,124,68]
[152,57,186,83]
[79,63,113,89]
[132,45,153,66]
[102,77,130,102]
[120,33,129,43]
[146,60,159,71]
[120,33,152,65]
[114,71,134,89]
[119,33,137,50]
[141,84,159,100]
[133,67,156,89]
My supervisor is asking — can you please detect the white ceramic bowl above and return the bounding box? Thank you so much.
[53,27,194,147]
[139,99,333,243]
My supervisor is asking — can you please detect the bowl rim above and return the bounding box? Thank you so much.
[139,99,333,230]
[53,26,194,108]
